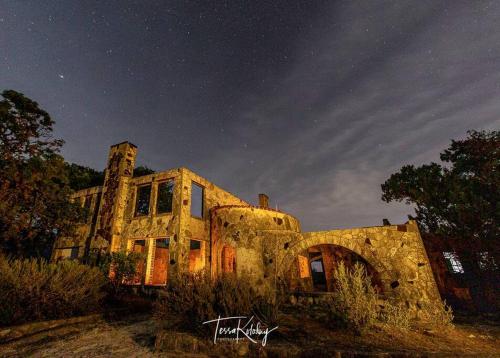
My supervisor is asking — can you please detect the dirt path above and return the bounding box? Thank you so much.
[0,314,157,357]
[1,312,498,357]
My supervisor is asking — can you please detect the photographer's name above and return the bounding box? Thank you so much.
[202,315,278,346]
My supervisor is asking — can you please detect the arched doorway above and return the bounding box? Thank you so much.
[288,244,383,293]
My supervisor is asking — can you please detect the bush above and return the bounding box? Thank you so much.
[86,250,144,296]
[253,279,287,327]
[154,273,283,336]
[327,261,380,334]
[108,251,144,294]
[0,255,106,326]
[419,299,454,329]
[380,301,411,329]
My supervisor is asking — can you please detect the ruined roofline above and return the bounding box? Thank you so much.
[130,167,182,182]
[303,220,419,235]
[180,167,251,206]
[210,204,301,223]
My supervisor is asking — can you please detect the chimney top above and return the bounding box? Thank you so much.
[111,141,137,149]
[258,193,269,208]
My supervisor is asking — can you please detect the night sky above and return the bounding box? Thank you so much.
[1,1,499,231]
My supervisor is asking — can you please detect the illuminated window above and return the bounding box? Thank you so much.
[157,180,174,214]
[443,252,465,273]
[135,184,151,216]
[189,239,205,272]
[191,182,204,218]
[130,240,146,284]
[152,238,169,285]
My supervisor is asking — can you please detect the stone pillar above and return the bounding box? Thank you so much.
[95,141,137,253]
[258,193,269,208]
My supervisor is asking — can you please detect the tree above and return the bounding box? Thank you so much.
[381,130,499,307]
[133,165,155,177]
[0,90,85,257]
[65,163,104,191]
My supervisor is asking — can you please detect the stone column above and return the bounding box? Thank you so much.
[95,142,137,253]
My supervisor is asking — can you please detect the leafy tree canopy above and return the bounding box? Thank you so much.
[0,90,85,258]
[65,163,105,191]
[381,130,499,254]
[133,165,155,177]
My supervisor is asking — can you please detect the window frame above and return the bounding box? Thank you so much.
[134,183,152,217]
[443,251,465,274]
[156,179,175,215]
[190,181,204,219]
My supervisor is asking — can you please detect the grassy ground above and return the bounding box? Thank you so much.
[0,309,498,357]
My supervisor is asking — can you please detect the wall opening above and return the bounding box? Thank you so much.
[131,239,146,284]
[157,180,174,214]
[309,249,327,290]
[54,246,80,260]
[152,238,169,285]
[189,239,205,272]
[221,245,236,273]
[135,184,151,216]
[289,244,382,293]
[191,182,204,218]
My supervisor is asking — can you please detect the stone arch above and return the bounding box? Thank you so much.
[278,230,397,296]
[277,225,442,309]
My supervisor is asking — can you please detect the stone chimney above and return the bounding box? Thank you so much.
[96,141,137,252]
[258,193,269,208]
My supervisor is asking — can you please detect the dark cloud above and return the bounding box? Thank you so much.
[1,1,499,230]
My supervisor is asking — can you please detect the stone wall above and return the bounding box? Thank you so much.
[52,186,103,260]
[210,205,301,292]
[276,221,441,310]
[172,168,248,279]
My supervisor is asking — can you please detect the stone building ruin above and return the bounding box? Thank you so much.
[53,142,441,312]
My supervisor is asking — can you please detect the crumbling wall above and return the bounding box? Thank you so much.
[277,221,441,311]
[171,168,249,279]
[210,206,301,292]
[52,186,103,259]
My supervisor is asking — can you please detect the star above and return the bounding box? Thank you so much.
[58,74,64,79]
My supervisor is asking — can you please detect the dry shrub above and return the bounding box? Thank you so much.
[253,279,287,327]
[0,255,106,326]
[154,273,283,335]
[419,300,454,329]
[380,301,411,329]
[327,261,380,334]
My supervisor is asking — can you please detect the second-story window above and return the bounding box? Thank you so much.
[157,180,174,214]
[135,184,151,216]
[191,182,204,218]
